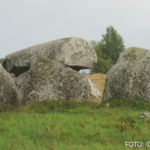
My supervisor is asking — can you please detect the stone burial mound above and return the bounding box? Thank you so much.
[102,47,150,103]
[1,37,101,105]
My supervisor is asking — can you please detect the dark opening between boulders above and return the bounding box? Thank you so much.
[2,59,90,77]
[65,65,89,71]
[2,60,7,70]
[10,66,30,77]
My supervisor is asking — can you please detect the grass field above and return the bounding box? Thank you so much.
[0,73,150,150]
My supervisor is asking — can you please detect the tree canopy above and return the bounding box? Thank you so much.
[90,25,125,74]
[0,58,4,64]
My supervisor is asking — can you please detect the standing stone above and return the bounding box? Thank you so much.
[102,47,150,102]
[0,64,18,104]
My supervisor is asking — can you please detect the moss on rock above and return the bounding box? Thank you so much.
[102,47,150,103]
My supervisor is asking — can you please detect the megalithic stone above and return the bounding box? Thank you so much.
[0,64,18,104]
[2,37,97,77]
[14,57,101,103]
[102,47,150,103]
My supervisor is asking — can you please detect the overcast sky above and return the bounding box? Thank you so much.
[1,0,150,72]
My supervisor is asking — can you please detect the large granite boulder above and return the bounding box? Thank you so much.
[0,64,18,104]
[102,47,150,102]
[15,57,101,103]
[2,37,97,77]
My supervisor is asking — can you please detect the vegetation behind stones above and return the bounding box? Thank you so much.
[0,58,4,64]
[89,25,125,74]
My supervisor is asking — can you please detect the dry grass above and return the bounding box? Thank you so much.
[86,73,107,102]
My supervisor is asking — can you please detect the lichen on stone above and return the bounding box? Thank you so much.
[102,47,150,103]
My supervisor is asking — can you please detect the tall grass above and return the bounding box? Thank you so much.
[0,98,150,150]
[0,73,149,149]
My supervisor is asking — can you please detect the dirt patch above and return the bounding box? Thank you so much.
[86,73,107,102]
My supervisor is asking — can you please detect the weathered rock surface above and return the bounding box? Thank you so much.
[2,37,97,77]
[15,57,101,103]
[0,64,18,104]
[102,47,150,102]
[86,77,101,100]
[139,112,150,120]
[14,71,28,100]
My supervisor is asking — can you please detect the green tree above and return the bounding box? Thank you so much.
[101,25,125,64]
[90,25,125,74]
[90,57,113,74]
[0,58,4,64]
[90,40,108,60]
